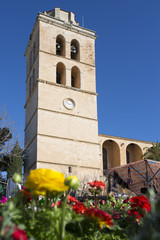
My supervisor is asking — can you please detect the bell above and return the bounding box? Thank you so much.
[71,45,77,53]
[56,43,61,49]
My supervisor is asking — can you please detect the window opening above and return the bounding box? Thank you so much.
[56,42,62,55]
[68,166,72,173]
[56,35,65,56]
[126,151,130,164]
[103,147,107,174]
[71,45,77,59]
[56,63,66,85]
[56,72,61,84]
[71,66,80,88]
[71,76,76,88]
[71,40,79,60]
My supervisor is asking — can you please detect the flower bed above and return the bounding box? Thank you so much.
[0,169,158,240]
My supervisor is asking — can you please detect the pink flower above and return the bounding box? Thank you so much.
[101,200,105,204]
[0,196,8,204]
[113,213,120,219]
[51,203,55,207]
[51,201,61,208]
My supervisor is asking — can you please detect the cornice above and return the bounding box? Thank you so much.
[37,79,98,96]
[98,133,153,144]
[38,12,97,40]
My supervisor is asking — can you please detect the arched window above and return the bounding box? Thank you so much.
[71,39,80,60]
[56,35,65,56]
[126,150,130,164]
[103,147,107,174]
[71,66,80,88]
[56,63,66,85]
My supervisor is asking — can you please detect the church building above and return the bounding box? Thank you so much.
[24,8,152,179]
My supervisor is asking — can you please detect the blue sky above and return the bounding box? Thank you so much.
[0,0,160,144]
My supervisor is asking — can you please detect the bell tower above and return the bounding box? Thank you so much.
[24,8,100,178]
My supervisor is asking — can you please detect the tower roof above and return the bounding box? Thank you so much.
[43,8,79,26]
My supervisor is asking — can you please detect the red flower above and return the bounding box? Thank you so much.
[130,196,151,213]
[12,227,28,240]
[128,196,151,222]
[57,200,61,207]
[111,201,115,206]
[88,180,106,190]
[68,195,78,203]
[21,188,32,202]
[123,197,130,204]
[128,209,143,220]
[72,202,88,215]
[86,208,114,228]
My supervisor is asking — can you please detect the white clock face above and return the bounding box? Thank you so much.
[63,98,75,110]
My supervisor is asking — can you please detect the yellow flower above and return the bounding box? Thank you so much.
[25,169,69,195]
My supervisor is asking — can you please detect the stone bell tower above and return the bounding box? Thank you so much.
[24,8,100,178]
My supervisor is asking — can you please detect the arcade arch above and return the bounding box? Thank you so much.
[126,143,143,164]
[102,140,120,172]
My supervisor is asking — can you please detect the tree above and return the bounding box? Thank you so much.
[0,106,15,157]
[5,141,23,179]
[0,105,23,179]
[143,142,160,161]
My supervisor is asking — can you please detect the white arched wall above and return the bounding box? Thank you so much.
[99,134,152,175]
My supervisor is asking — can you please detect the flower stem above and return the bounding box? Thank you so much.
[59,191,69,240]
[45,191,49,209]
[95,193,98,208]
